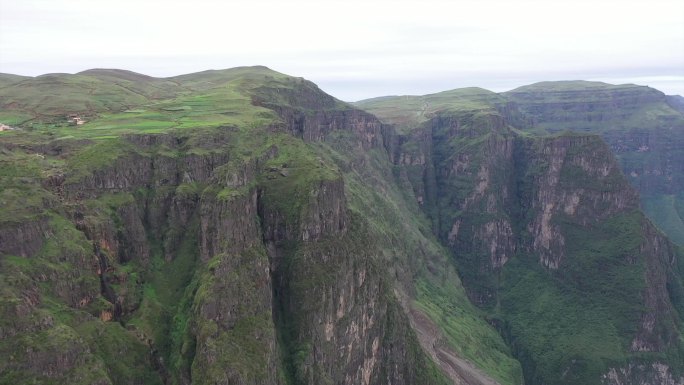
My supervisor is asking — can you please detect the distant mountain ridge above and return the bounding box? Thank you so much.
[357,80,684,246]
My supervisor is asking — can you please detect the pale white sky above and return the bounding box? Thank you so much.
[1,0,683,101]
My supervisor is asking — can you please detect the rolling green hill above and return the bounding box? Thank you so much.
[0,73,29,88]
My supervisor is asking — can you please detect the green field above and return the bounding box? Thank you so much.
[0,67,312,141]
[354,87,509,133]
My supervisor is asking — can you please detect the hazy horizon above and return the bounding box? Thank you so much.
[1,0,683,101]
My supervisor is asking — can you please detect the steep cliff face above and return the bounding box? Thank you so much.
[359,89,684,385]
[430,113,517,304]
[251,87,479,385]
[1,129,432,385]
[505,81,684,246]
[522,135,639,268]
[1,68,483,385]
[503,135,683,384]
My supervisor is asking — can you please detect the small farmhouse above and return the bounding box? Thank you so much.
[67,114,86,125]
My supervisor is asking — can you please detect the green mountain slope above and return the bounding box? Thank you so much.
[3,68,684,385]
[0,68,521,385]
[358,88,684,384]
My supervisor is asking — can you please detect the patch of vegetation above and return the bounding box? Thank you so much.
[258,134,341,223]
[0,148,59,222]
[383,295,452,385]
[192,313,275,383]
[124,216,200,384]
[190,245,276,384]
[415,275,524,385]
[75,320,163,385]
[0,322,113,385]
[499,211,647,385]
[65,137,134,182]
[0,211,158,385]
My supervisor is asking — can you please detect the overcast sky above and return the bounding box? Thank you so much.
[1,0,683,101]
